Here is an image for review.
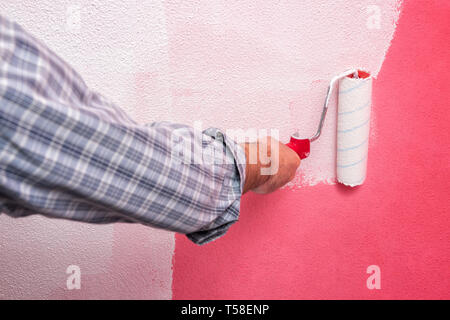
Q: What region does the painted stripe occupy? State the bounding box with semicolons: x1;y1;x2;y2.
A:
339;80;368;94
337;137;369;152
337;155;367;168
337;117;370;133
338;100;371;115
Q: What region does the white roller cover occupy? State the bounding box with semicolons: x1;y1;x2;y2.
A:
336;73;372;186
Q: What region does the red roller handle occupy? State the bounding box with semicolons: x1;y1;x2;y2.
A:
286;136;310;160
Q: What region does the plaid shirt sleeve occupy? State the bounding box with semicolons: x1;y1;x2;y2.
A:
0;15;246;245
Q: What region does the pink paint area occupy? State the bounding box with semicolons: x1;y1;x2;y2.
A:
165;0;402;186
173;0;450;299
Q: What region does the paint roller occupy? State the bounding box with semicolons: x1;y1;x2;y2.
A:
286;69;372;186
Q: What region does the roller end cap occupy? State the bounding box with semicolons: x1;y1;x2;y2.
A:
286;137;310;159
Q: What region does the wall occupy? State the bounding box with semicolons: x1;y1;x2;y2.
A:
1;0;449;299
173;0;450;299
0;0;175;299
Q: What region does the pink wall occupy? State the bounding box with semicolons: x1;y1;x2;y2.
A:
173;0;450;299
0;0;448;299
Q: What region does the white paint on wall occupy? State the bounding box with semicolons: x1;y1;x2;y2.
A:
164;0;403;187
0;215;113;299
0;0;174;299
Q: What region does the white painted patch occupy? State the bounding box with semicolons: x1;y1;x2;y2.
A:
0;0;174;299
0;215;113;299
164;0;403;187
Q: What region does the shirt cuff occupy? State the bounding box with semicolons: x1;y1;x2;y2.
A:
185;128;246;245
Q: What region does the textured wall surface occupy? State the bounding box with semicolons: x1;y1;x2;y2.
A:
1;0;449;299
0;0;174;299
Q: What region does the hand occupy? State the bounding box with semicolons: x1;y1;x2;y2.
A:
240;137;301;194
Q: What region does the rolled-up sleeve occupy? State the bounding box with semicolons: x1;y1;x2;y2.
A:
0;14;245;245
